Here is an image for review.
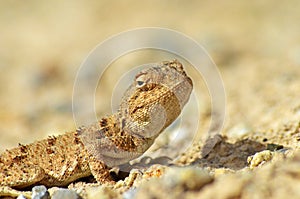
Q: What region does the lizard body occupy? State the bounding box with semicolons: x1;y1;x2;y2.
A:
0;60;193;190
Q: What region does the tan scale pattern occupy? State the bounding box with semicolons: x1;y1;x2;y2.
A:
0;60;193;192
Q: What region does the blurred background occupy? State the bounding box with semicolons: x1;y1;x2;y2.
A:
0;0;300;152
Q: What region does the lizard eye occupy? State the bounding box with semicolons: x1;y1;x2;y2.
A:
136;80;145;87
135;74;148;88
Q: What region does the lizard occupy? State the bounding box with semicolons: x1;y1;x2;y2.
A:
0;60;193;192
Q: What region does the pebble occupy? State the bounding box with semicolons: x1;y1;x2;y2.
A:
247;150;286;169
134;166;213;199
162;167;213;190
227;123;252;140
52;188;81;199
17;195;27;199
32;185;50;199
123;188;138;199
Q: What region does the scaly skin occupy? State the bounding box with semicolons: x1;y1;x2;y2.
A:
0;60;193;193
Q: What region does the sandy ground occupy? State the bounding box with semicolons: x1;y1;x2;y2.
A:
1;1;300;198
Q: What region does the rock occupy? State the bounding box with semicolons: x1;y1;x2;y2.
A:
123;188;138;199
247;150;286;169
227;123;252;140
17;195;27;199
134;167;213;199
32;185;50;199
51;188;81;199
162;167;213;191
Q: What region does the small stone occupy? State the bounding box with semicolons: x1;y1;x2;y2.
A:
214;168;235;177
17;195;27;199
85;185;119;199
247;150;273;169
32;185;50;199
123;188;137;199
247;150;286;169
266;143;284;151
135;167;213;199
52;188;81;199
163;167;213;190
227;123;252;140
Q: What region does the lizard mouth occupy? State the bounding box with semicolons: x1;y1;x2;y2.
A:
184;76;193;88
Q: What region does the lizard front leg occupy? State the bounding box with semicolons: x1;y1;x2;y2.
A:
87;155;115;185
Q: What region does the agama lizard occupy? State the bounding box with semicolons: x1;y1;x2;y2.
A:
0;60;193;190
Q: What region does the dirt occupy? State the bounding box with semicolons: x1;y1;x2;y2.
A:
0;1;300;198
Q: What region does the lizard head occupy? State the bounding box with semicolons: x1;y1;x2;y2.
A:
78;60;193;167
119;59;193;139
